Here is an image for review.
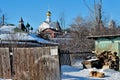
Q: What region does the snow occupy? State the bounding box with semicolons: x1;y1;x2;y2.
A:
71;59;84;69
0;33;57;44
39;21;51;32
29;34;58;44
0;25;17;33
61;62;120;80
0;60;120;80
0;25;58;45
87;59;98;61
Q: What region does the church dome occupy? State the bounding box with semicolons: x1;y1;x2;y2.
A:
38;10;52;32
46;11;51;16
38;10;61;32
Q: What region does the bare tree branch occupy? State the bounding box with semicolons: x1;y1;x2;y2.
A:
59;12;66;31
83;0;94;13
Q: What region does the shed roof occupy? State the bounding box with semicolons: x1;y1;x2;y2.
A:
87;34;120;40
0;33;58;45
0;25;58;46
0;25;17;33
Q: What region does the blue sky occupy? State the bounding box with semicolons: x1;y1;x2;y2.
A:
0;0;120;30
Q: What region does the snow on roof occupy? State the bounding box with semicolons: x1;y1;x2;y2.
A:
0;33;58;45
38;21;59;32
39;21;51;32
0;25;17;33
29;34;58;44
0;25;57;45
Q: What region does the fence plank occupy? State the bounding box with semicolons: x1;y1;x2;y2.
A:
0;48;3;78
12;47;60;80
0;48;11;79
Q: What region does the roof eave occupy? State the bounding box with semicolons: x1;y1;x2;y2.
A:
87;34;120;40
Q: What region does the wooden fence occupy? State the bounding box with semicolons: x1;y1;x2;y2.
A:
59;50;94;66
59;50;71;65
0;48;11;79
0;47;60;80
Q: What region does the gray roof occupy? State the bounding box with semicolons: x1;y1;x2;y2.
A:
87;34;120;39
0;25;58;45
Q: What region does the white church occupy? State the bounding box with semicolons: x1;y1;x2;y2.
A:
38;10;62;39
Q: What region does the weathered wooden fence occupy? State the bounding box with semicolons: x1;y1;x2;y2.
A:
0;47;60;80
0;48;11;79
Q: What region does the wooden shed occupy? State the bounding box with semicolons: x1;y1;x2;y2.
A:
88;34;120;57
0;34;60;80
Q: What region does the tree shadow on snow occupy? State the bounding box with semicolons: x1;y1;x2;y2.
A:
61;65;82;73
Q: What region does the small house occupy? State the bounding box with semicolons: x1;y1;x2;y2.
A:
40;28;62;39
88;34;120;57
0;24;60;80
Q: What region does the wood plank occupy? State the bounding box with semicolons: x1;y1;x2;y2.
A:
11;47;60;80
0;48;11;79
0;48;3;78
5;48;11;78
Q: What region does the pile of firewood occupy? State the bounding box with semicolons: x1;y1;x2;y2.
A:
97;51;119;71
82;51;119;71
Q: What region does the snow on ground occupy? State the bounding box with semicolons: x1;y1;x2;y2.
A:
61;60;120;80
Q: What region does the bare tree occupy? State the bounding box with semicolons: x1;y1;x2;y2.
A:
83;0;103;28
59;12;65;31
94;0;104;30
83;0;106;35
69;18;94;52
61;0;120;53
